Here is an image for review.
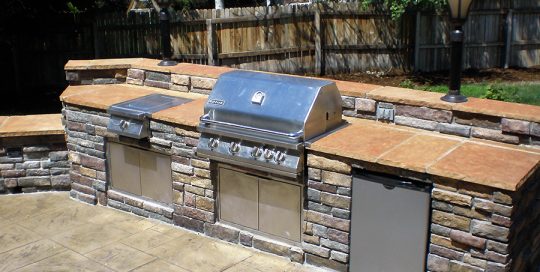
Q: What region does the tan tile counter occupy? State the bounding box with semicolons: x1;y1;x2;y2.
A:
151;99;207;128
309;119;540;191
60;84;205;111
0;114;64;137
0;116;8;127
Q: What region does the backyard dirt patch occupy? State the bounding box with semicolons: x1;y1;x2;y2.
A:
325;68;540;87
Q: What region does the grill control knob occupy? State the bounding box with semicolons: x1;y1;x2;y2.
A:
229;142;240;154
208;138;219;149
119;120;130;130
251;147;263;158
274;151;286;163
263;149;274;160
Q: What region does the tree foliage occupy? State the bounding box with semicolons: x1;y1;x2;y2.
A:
365;0;447;19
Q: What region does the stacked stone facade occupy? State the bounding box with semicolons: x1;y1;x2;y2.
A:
66;69;127;85
428;172;540;272
126;69;217;95
341;96;540;146
0;138;70;194
303;154;352;272
63;106;111;205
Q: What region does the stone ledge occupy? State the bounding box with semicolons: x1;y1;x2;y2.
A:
0;114;64;138
64;58;144;70
60;84;205;111
63;57;540;125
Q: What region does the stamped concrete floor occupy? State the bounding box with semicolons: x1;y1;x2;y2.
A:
0;192;322;272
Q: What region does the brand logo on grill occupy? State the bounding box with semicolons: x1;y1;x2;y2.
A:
251;91;265;105
208;99;225;106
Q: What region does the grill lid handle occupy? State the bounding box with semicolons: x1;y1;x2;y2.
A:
200;114;303;140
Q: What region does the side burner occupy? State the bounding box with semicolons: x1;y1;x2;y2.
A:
107;94;192;139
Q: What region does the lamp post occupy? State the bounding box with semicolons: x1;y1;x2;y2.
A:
128;0;177;66
441;0;473;103
157;1;177;66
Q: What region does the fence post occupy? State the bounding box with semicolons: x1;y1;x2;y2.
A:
207;19;216;66
314;8;323;76
503;9;513;69
413;11;421;71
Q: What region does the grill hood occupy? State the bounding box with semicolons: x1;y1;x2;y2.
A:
199;70;343;146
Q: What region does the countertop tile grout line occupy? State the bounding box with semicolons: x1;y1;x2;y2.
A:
374;133;419;162
424;140;467;173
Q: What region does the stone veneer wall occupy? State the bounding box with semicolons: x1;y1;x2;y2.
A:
62;104;307;264
341;97;540;146
65;66;540;148
303;153;352;272
0;137;70;194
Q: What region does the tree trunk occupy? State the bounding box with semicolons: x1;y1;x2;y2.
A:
215;0;224;9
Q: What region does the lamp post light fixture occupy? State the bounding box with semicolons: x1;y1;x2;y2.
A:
128;0;177;66
157;1;177;66
441;0;473;103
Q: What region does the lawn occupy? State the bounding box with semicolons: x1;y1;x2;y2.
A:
401;81;540;106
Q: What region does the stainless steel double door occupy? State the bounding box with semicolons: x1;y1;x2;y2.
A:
219;167;301;242
109;142;172;204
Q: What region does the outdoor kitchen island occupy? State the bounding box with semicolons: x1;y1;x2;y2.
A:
60;59;540;272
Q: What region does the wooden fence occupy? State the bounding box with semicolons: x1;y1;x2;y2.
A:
93;0;540;74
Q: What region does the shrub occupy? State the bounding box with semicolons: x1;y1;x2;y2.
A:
482;85;518;103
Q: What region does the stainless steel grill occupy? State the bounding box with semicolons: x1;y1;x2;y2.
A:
107;94;192;139
196;70;343;177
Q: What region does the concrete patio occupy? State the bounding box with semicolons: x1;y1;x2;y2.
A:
0;192;321;272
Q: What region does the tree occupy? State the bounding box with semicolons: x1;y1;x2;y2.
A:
358;0;446;19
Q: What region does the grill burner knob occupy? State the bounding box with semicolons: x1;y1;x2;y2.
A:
263;149;274;160
251;147;263;158
229;142;240;154
119;120;130;130
274;151;286;163
208;138;219;149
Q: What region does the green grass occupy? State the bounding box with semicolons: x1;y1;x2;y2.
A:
401;80;540;106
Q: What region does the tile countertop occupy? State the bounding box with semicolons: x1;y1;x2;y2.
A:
60;84;206;128
310;118;540;192
0;114;65;137
60;84;540;192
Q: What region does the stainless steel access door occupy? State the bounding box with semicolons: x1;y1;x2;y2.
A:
109;142;172;204
350;171;431;272
109;143;142;195
218;166;302;243
219;168;259;230
140;150;172;204
259;177;302;242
